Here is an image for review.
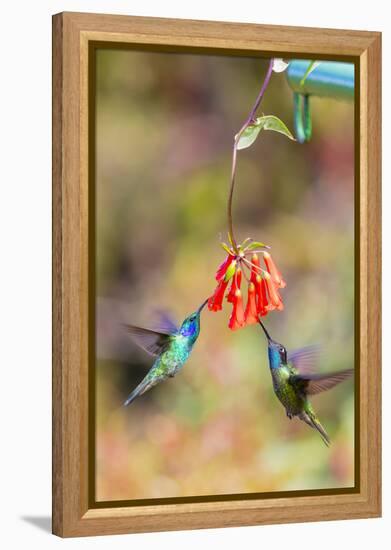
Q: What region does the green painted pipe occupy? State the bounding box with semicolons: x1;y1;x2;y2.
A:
287;60;354;100
286;60;355;142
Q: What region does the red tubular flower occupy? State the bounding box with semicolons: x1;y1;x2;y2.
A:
227;268;242;303
208;279;229;311
208;240;286;330
228;289;245;330
254;274;270;316
215;254;234;281
244;282;259;324
264;272;284;311
250;253;260;283
263;251;286;289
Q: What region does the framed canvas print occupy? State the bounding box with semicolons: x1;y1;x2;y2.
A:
52;12;381;537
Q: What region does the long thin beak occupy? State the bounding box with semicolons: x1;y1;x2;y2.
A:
197;298;209;313
259;320;272;341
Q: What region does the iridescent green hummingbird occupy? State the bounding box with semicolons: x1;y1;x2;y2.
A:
123;299;208;406
259;321;354;446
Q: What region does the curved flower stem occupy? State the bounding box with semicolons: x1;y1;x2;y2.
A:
244;249;268;255
241;265;251;283
247;58;275;124
242;256;267;276
227;144;239;251
227;58;275;252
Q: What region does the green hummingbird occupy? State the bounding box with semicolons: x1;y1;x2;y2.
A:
123;299;208;406
259;321;354;446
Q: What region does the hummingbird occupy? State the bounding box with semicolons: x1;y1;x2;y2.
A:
259;321;354;446
123;299;208;406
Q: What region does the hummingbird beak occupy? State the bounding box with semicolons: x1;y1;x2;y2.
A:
197;298;209;314
259;320;272;341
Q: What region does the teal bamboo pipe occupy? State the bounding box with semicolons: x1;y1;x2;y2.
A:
286;60;354;143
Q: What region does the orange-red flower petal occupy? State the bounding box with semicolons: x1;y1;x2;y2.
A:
215;254;234;281
244;282;259;325
228;289;245;330
227;268;242;303
264;273;284;311
249;253;260;283
208;279;229;312
254;274;270;317
263;251;286;289
209;244;286;330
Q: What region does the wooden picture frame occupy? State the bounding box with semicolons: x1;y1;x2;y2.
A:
52;11;381;537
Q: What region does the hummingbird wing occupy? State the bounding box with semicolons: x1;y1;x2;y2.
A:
293;368;354;395
287;345;321;375
153;310;179;333
124;325;174;356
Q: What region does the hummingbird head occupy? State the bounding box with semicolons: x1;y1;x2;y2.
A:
259;320;287;368
179;298;208;342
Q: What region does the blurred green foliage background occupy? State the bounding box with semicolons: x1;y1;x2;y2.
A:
95;50;355;502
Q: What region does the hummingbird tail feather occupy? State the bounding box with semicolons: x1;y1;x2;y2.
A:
310;415;330;447
123;379;150;407
300;412;330;447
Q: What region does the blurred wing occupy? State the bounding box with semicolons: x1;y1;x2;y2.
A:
295;368;354;395
153;310;179;334
288;345;321;375
124;325;173;356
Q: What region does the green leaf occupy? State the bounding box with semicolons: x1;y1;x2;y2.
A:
224;260;237;282
237;115;295;150
236;124;262;150
227;232;235;249
258;115;295;140
238;237;254;249
300;61;321;86
220;241;232;255
244;241;268;251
